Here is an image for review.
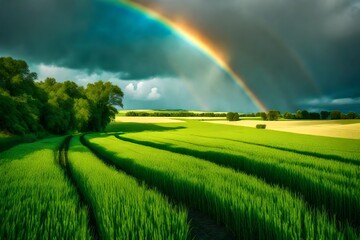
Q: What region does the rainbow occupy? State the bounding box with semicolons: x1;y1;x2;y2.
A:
109;0;267;112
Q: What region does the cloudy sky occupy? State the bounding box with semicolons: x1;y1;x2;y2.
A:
1;0;359;112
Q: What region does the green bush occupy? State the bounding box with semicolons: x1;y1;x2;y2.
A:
226;112;239;121
256;124;266;129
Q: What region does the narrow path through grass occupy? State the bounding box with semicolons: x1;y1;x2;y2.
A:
58;136;100;239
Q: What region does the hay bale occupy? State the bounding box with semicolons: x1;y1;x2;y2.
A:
256;124;267;129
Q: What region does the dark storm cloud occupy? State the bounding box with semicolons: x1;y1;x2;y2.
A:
134;0;360;111
1;0;359;111
0;0;92;64
0;0;204;78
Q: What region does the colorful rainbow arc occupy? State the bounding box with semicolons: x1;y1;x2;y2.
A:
115;0;268;112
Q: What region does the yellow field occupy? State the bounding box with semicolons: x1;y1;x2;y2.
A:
115;117;360;139
115;116;184;123
207;120;360;139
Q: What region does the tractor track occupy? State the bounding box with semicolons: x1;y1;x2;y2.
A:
58;136;101;240
80;134;236;240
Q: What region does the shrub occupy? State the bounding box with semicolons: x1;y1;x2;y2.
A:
330;111;341;120
267;110;280;121
260;112;267;120
256;124;266;129
226;112;239;121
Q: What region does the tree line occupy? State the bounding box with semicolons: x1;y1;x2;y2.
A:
243;110;359;121
0;57;124;135
126;111;227;117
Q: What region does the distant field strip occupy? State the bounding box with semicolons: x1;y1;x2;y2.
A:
67;135;189;239
116;116;184;123
208;120;360;139
169;121;360;165
118;130;360;228
0;137;91;239
84;134;358;239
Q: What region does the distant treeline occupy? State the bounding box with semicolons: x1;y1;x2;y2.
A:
126;109;359;121
125;111;227;117
242;110;359;121
0;57;124;135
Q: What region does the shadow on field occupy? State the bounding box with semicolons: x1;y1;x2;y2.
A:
81;134;236;240
0;135;39;153
115;135;360;229
105;122;186;134
193;135;360;166
115;135;252;172
0;136;65;164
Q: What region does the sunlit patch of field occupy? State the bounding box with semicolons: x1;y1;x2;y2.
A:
173;117;225;120
115;116;184;123
207;120;360;139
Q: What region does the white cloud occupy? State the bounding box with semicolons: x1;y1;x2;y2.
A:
147;87;161;100
331;97;360;105
124;82;146;99
124;81;161;101
33;63;125;85
303;97;360;106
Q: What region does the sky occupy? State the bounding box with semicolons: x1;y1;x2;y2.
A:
0;0;359;112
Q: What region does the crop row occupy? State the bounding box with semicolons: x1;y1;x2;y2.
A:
67;135;189;239
84;134;358;239
0;137;91;239
178;121;360;165
117;131;360;227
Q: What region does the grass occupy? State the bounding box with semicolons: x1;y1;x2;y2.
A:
0;137;91;239
117;131;360;227
2;120;359;239
84;133;358;239
0;134;37;153
107;121;360;227
109;120;360;163
67;135;189;239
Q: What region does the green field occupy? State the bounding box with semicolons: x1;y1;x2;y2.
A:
1;121;360;239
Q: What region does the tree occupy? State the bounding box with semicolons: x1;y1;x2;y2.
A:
330;110;341;120
295;110;310;119
226;112;239;121
0;57;38;96
260;112;267;120
320;111;330;120
38;78;76;134
267;110;280;121
347;112;357;119
283;112;294;119
309;112;320;120
73;98;91;131
0;57;43;135
86;81;124;131
1;56;125;135
295;110;302;119
227;112;234;121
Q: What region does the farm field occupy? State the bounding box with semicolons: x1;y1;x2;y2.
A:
1;121;360;239
115;116;360;139
0;137;91;239
115;116;185;123
206;119;360;139
0;134;38;152
2;1;359;239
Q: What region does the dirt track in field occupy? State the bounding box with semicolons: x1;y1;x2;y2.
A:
207;120;360;139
